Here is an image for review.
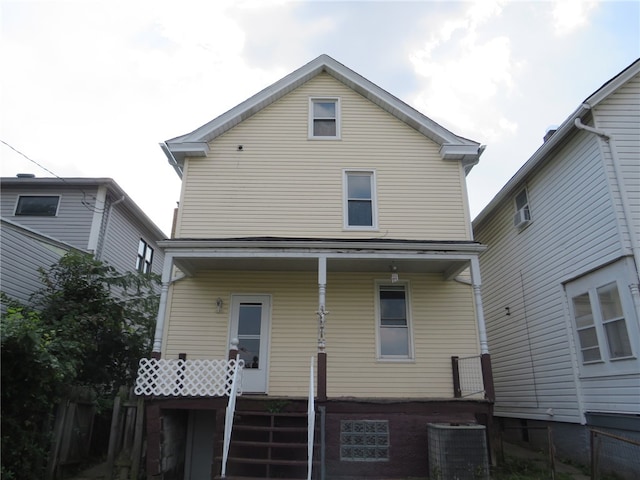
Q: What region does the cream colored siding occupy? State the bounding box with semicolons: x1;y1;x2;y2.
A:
163;270;479;398
177;73;469;240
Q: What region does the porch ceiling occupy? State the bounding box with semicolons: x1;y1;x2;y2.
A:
171;256;470;279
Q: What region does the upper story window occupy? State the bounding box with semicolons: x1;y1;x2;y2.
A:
376;283;412;360
15;195;60;216
566;260;638;377
513;188;531;228
136;239;154;274
344;170;377;230
309;98;340;139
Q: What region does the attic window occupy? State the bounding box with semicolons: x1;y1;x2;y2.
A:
15;195;60;216
309;98;340;139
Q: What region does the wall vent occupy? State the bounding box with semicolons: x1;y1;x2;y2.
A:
428;423;489;480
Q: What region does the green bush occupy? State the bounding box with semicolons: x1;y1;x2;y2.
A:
1;252;159;479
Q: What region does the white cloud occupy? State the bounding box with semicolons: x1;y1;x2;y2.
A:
552;0;598;36
408;0;519;143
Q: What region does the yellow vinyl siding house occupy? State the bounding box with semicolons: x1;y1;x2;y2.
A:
139;55;492;480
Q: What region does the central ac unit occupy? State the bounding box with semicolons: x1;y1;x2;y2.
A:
513;207;531;228
427;423;489;480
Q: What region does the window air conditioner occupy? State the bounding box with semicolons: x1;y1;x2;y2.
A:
513;207;531;228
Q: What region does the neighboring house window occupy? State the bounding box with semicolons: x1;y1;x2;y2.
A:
340;420;389;461
309;98;340;139
377;283;412;359
136;239;154;274
566;260;638;376
344;170;377;229
571;282;632;364
513;188;531;228
15;195;60;216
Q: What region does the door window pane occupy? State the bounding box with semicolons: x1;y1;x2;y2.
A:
238;304;261;335
238;303;262;368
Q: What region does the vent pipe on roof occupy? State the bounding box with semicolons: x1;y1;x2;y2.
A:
543;128;558;143
16;173;35;178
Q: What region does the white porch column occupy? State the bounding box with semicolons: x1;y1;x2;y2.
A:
317;255;328;352
470;256;489;354
152;254;174;356
317;256;328;401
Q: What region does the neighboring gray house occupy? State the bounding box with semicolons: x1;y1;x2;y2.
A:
1;176;167;306
473;59;640;477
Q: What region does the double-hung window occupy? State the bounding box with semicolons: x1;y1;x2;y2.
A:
377;283;412;359
344;170;377;229
15;195;60;216
513;188;531;228
566;260;638;376
136;239;154;274
309;98;340;139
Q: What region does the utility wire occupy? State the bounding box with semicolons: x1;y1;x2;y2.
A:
0;139;106;213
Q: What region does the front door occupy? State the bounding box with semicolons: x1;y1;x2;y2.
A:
229;295;271;393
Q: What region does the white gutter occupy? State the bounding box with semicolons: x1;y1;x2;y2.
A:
574;115;640;283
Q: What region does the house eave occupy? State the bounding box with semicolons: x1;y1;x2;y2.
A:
161;54;483;178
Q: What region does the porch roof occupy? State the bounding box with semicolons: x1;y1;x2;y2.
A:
159;237;486;280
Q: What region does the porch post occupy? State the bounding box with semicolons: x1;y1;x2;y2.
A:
470;257;495;402
151;255;174;359
317;256;328;401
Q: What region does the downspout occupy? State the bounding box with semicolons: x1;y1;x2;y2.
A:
470;256;495;402
151;255;185;357
574;115;640;285
470;257;489;354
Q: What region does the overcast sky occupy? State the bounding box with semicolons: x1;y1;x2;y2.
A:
1;0;638;235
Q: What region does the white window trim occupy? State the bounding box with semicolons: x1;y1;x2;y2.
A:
136;238;154;274
308;97;341;140
513;187;531;229
14;194;61;217
374;280;414;362
343;169;378;230
565;260;640;378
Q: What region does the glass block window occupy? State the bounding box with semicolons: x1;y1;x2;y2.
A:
340;420;389;462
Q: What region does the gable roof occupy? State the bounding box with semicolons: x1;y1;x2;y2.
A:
473;58;640;229
161;54;484;178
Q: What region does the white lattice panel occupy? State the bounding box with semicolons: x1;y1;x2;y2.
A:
134;358;244;397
